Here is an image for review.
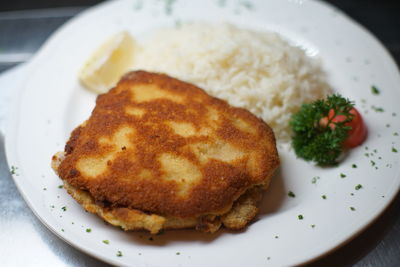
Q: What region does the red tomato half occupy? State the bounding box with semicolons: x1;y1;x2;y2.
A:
322;108;367;148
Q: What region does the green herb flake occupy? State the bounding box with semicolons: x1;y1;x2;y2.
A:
102;240;110;245
288;191;296;198
274;235;279;239
311;224;316;228
240;0;254;10
164;0;177;15
350;193;354;196
58;185;63;189
311;176;320;184
86;228;92;233
176;252;181;255
43;187;47;191
340;173;346;178
322;195;327;199
364;153;370;157
355;184;363;190
371;85;380;95
352;164;357;168
392;112;397;117
371;106;384;112
392;147;398;153
298;214;304;220
61;206;67;212
10;166;18;175
394;132;399;136
350;207;356;211
371;160;376;166
116;251;123;257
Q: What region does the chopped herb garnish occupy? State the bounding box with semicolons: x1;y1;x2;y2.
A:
350;193;354;196
43;187;47;191
298;215;304;220
58;185;63;189
102;240;110;245
240;1;253;10
86;228;92;233
311;224;316;228
365;153;370;157
352;164;357;168
61;206;67;212
322;195;327;199
116;251;123;257
176;252;181;255
393;112;397;117
340;173;346;178
350;207;356;211
371;106;384;112
392;147;398;153
394;132;399;136
371;85;380;95
288;191;296;198
355;184;363;190
371;160;376;166
164;0;176;15
267;257;271;260
61;229;65;232
274;235;279;239
311;176;320;184
10;166;18;175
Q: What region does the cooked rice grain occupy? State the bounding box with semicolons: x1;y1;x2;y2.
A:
132;23;331;141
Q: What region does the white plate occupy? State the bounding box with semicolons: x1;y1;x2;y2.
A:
4;0;400;266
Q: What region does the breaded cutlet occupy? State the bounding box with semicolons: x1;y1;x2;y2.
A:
52;71;279;234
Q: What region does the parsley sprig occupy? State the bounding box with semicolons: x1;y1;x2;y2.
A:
290;94;354;165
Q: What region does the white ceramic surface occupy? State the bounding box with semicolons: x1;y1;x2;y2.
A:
4;0;400;266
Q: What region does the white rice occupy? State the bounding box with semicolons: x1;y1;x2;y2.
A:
131;23;331;142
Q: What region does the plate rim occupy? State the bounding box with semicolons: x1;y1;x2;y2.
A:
4;0;400;266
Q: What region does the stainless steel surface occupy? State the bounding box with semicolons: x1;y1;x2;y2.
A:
0;4;399;267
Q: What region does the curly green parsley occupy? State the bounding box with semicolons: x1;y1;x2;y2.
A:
290;94;354;165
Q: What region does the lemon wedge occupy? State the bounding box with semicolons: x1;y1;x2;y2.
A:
79;31;135;94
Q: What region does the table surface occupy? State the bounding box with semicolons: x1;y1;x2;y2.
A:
0;1;399;266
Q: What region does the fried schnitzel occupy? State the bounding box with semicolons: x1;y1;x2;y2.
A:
52;71;279;233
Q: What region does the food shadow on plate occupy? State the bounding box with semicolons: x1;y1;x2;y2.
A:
257;166;287;216
123;227;229;246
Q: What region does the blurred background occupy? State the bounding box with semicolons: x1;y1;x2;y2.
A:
0;0;399;266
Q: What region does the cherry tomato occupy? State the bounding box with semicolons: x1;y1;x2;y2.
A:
321;107;367;148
